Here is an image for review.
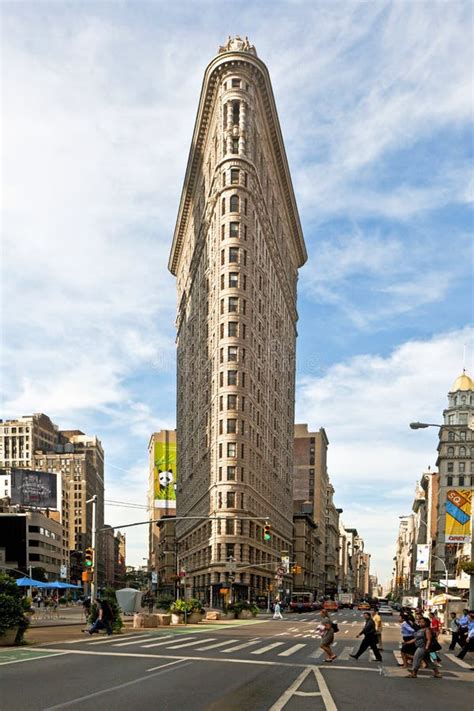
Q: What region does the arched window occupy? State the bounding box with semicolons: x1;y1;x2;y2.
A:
230;195;239;212
448;431;455;441
448;447;454;457
221;197;225;215
459;446;466;456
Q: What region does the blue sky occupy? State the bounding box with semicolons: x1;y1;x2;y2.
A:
2;1;472;586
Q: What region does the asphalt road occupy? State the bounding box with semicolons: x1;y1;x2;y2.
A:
1;610;472;711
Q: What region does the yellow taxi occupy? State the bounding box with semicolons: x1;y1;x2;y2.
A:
323;600;338;612
357;601;371;610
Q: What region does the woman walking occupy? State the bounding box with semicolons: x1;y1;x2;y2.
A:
406;617;442;678
398;613;417;668
319;619;337;662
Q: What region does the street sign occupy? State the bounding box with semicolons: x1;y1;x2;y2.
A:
60;565;67;579
151;571;158;584
281;556;290;574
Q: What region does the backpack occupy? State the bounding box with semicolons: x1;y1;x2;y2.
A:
332;622;339;633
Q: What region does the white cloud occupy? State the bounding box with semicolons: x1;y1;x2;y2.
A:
296;327;474;580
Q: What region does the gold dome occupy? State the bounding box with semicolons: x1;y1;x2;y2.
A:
450;371;474;392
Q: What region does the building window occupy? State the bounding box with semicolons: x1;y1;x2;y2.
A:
459;462;465;473
229;247;239;263
229;272;239;288
447;447;454;456
232;101;240;124
459;446;466;456
228;346;238;361
228;370;237;386
447;462;454;472
232;78;241;88
227;466;236;481
221;197;225;215
230;222;239;238
230;195;239;212
458;476;465;486
226;518;235;535
232;137;239;154
447;475;453;486
227;394;237;410
227;419;237;434
228;322;238;337
227;442;236;457
448;431;455;441
231;169;239;184
227;492;235;508
228;297;238;312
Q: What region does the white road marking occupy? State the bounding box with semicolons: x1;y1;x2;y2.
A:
338;647;354;660
0;652;68;667
344;630;349;634
113;636;159;648
309;649;323;659
219;639;261;653
278;644;306;657
268;666;338;711
146;659;187;672
89;634;152;646
393;650;403;665
165;638;216;650
195;639;238;651
446;653;473;669
251;642;285;655
141;637;194;649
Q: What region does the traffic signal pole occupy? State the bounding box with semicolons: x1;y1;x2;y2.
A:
86;495;98;601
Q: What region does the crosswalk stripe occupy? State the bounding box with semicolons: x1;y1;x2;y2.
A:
393;650;403;665
219;640;261;653
278;644;306;657
166;637;216;650
309;649;323;659
251;642;285;655
141;637;187;649
339;646;354;660
111;636;156;647
445;653;473;669
87;634;150;646
195;639;239;651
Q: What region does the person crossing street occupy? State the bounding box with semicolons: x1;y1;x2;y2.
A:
372;608;383;650
350;612;382;662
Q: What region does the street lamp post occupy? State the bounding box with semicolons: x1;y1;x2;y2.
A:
410;421;474;608
86;495;98;601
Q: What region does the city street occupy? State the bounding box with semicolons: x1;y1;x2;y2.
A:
1;611;472;711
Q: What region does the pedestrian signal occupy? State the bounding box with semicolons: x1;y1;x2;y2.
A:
84;547;94;569
264;521;271;541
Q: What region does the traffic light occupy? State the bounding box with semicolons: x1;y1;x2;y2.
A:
84;547;94;570
264;521;271;541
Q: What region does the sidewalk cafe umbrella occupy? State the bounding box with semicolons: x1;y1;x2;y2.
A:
46;581;82;589
15;577;50;588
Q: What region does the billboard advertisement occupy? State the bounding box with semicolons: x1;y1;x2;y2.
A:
153;440;177;509
445;488;471;543
10;469;59;509
416;544;430;571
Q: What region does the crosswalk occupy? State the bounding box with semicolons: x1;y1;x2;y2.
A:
59;632;473;669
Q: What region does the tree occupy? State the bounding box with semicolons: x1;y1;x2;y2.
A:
0;573;30;644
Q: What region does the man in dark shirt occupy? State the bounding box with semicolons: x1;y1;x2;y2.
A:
350;612;382;662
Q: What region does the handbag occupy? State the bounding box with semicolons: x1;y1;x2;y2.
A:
430;637;442;652
332;622;339;633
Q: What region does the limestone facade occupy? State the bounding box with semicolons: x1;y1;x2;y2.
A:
169;38;307;602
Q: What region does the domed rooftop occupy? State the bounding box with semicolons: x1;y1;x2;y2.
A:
450;370;474;392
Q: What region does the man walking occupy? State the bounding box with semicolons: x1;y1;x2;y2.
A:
372;608;383;650
448;611;461;650
457;610;474;660
350;612;382;662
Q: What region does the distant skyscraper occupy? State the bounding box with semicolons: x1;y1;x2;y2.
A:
169;37;307;603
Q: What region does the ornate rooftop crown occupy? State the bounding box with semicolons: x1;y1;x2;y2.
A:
218;35;257;56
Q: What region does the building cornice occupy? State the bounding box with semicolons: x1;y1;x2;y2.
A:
168;50;307;276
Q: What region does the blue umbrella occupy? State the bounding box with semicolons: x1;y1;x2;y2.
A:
46;581;82;589
15;576;50;588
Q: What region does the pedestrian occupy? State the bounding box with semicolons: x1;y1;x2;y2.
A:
350;612;382;662
448;611;461;651
398;613;416;668
82;596;91;622
406;616;442;678
429;611;442;662
458;608;470;646
372;608;383;651
35;593;42;609
87;599;114;636
273;601;283;620
456;610;474;660
320;619;337;662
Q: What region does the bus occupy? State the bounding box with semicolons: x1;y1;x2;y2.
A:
289;592;317;613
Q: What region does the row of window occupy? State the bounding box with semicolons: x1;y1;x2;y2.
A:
446;446;473;456
446;474;473;486
446;461;473;473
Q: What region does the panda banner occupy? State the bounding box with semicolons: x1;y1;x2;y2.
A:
154;437;177;509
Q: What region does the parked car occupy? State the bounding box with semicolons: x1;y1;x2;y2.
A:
357;601;371;610
378;605;393;616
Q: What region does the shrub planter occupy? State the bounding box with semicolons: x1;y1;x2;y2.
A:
237;610;253;620
187;612;203;624
171;613;185;625
0;627;19;646
154;613;171;626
